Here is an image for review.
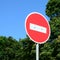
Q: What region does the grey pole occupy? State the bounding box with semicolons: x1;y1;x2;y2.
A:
36;43;39;60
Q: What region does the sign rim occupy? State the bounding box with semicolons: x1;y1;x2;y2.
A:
25;12;51;44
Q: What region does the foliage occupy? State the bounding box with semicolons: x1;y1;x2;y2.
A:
0;36;21;60
46;0;60;19
0;35;60;60
46;0;60;40
49;17;60;40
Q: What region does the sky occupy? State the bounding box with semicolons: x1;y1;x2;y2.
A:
0;0;49;40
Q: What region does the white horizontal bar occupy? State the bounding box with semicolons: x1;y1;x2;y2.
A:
30;23;47;33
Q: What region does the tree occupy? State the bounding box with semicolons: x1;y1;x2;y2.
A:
49;17;60;40
0;36;21;60
46;0;60;40
40;42;55;60
46;0;60;19
19;36;35;60
52;35;60;60
45;0;60;60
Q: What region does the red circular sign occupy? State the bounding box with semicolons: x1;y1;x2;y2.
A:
25;12;50;44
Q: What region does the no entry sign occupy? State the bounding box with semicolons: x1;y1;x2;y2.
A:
25;12;50;44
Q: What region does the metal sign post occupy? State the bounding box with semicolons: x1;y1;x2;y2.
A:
36;43;39;60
